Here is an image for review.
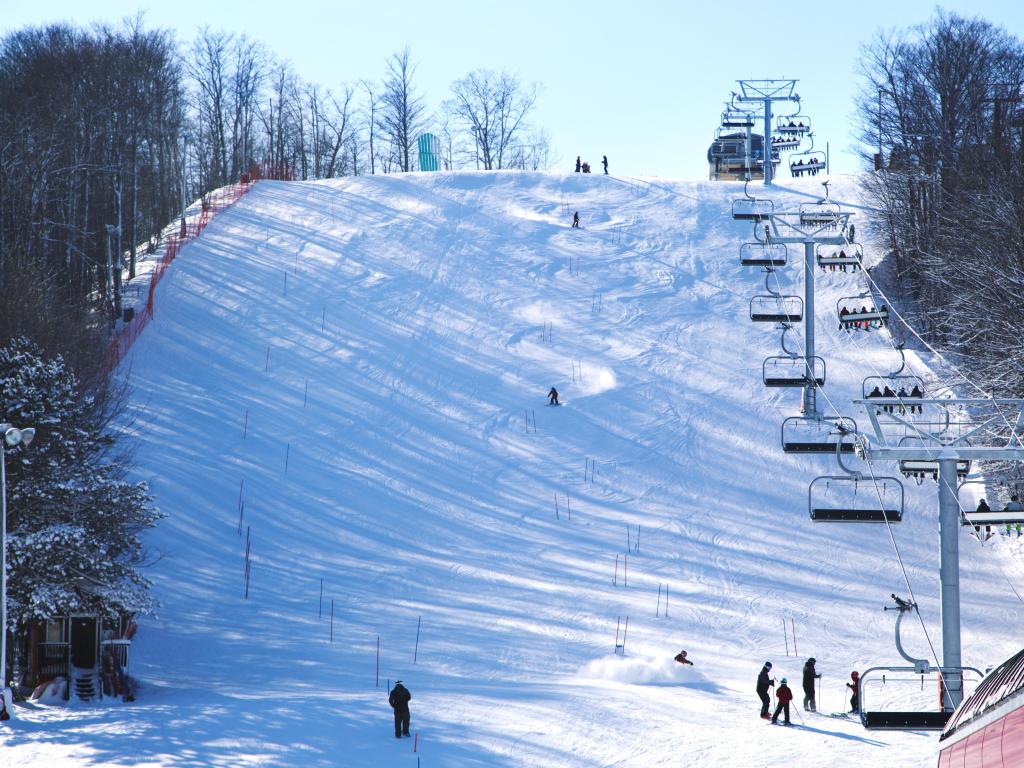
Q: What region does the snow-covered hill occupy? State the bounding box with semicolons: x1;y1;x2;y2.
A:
4;171;1023;768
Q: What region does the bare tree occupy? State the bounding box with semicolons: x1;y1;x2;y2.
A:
446;69;540;170
377;47;426;172
855;10;1024;401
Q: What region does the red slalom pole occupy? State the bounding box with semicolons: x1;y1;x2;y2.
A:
413;733;419;752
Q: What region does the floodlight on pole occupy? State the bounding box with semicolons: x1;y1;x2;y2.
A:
1;422;36;721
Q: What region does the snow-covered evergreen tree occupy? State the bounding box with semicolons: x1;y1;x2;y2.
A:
0;338;162;641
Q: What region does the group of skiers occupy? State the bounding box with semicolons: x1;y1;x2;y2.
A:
866;383;924;415
838;304;889;331
757;660;860;725
575;155;609;174
791;158;824;177
818;250;861;273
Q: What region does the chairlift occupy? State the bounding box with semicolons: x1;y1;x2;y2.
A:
740;241;787;267
750;295;802;323
732;180;774;222
858;595;982;730
781;415;858;454
816;243;863;272
958;478;1024;533
798;200;841;228
808;475;903;522
763;355;825;387
863;373;926;416
776;115;811;136
838;296;888;331
790;151;826;178
721;109;755;129
770;134;801;152
898;459;971;485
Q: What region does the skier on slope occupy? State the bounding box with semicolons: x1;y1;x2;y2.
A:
756;661;775;719
548;387;559;406
772;677;794;725
602;155;608;175
572;211;580;228
846;671;860;714
674;649;694;666
802;658;821;712
389;680;412;738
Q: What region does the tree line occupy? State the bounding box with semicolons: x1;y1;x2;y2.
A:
855;10;1024;485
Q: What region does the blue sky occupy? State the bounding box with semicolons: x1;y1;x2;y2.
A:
4;0;1024;179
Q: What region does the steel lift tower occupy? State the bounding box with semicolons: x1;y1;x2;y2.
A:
734;79;801;186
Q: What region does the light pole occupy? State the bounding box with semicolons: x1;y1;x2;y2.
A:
1;423;35;721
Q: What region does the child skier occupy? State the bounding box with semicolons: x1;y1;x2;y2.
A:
846;671;860;714
772;677;794;725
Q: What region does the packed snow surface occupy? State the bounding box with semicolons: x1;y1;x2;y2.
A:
4;170;1023;767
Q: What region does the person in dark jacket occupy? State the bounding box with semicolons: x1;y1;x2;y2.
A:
572;211;580;228
575;155;581;173
602;155;609;174
756;661;775;719
674;649;694;666
548;387;559;406
389;680;412;738
772;677;794;724
802;658;821;711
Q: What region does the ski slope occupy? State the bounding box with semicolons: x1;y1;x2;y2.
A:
4;170;1023;768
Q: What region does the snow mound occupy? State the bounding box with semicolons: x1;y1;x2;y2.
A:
577;653;710;687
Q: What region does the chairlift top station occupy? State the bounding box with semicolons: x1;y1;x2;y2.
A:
724;101;1024;726
708;79;827;183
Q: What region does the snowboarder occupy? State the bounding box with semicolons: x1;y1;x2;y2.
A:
756;661;775;719
846;671;860;714
802;658;821;711
772;677;794;724
389;680;412;738
674;649;694;666
572;211;580;228
602;155;608;174
548;387;559;406
575;155;581;173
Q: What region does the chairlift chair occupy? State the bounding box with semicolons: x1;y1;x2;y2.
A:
858;595;982;730
790;150;826;178
781;415;858;454
763;355;825;387
721;110;755;129
838;296;889;331
863;374;926;416
770;134;801;152
816;243;864;271
740;242;787;267
808;475;904;522
732;179;774;222
859;666;973;730
750;294;803;323
776;115;811;135
958;477;1024;532
798;200;841;228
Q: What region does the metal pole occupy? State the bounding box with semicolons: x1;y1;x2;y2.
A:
764;96;773;185
803;241;817;416
878;88;883;165
938;452;963;709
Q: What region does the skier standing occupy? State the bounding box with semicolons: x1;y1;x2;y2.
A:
772;677;794;725
602;155;608;174
389;680;412;738
575;155;582;173
802;658;821;711
846;671;860;713
572;211;580;228
756;661;775;719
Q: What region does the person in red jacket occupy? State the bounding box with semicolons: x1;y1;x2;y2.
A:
674;649;694;666
846;671;860;714
772;677;794;724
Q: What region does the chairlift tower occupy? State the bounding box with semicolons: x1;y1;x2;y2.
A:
735;79;801;185
854;397;1024;709
760;186;852;416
